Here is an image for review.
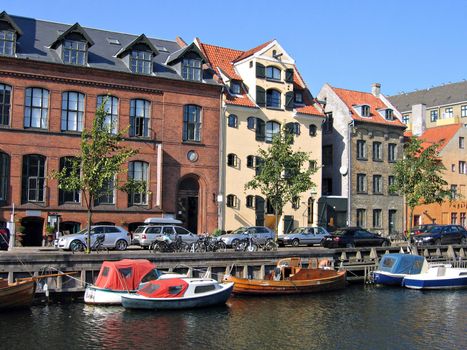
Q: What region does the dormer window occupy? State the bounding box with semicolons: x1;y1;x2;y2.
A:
230;81;241;95
266;66;281;80
182;58;202;81
361;105;370;117
130;50;152;74
0;30;15;56
294;91;303;104
63;40;87;65
385;109;394;121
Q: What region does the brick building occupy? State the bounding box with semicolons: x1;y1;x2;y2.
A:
0;12;222;245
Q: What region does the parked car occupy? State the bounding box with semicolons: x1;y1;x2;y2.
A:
57;225;130;251
412;225;467;246
277;227;330;247
322;227;391;248
410;224;437;236
131;225;199;248
219;226;275;247
0;228;10;250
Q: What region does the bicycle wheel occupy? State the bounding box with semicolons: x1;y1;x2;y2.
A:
265;240;278;251
152;241;166;253
195;241;207;253
216;241;227;252
245;243;258;252
71;241;85;253
177;242;189;253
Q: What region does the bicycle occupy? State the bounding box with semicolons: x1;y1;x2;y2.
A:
150;235;188;253
233;235;258;252
195;236;227;252
71;234;107;253
259;239;279;251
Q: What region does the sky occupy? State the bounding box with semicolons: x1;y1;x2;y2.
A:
3;0;467;97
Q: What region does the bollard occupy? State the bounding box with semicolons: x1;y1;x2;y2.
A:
447;245;456;259
187;267;193;277
369;248;378;260
435;248;442;257
423;249;429;257
399;247;404;254
260;265;265;279
458;248;465;258
242;265;248;279
340;251;347;261
355;250;362;261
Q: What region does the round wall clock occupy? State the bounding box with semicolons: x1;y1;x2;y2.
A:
187;150;198;162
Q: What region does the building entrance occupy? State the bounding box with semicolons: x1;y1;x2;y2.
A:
177;176;199;234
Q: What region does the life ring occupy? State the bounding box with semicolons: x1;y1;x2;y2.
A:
318;259;331;269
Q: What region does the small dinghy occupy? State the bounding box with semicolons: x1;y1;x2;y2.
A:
372;254;428;286
402;264;467;290
0;278;36;310
121;278;234;310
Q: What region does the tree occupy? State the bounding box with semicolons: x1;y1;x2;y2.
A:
51;99;143;253
390;136;450;232
245;126;317;238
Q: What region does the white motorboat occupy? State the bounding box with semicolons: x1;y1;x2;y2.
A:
402;264;467;290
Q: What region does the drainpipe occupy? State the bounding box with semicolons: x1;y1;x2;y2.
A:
347;120;354;226
218;87;226;231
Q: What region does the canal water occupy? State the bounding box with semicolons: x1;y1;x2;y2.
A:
1;286;465;350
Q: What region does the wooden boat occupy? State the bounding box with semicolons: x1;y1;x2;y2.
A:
121;277;234;310
0;278;36;310
402;264;467;290
372;253;428;286
224;257;346;295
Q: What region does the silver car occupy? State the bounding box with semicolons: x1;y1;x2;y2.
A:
277;227;330;247
219;226;275;247
57;225;130;251
132;225;199;248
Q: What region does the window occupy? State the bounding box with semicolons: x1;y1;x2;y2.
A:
130;99;150;137
128;161;148;206
459;137;465;149
246;155;255;169
385;109;394;121
373;142;382;161
451;213;458;225
285;122;300;140
373;209;382;228
255;118;266;141
356;140;367;160
0;30;15;56
227;114;238;128
323;145;333;167
357;174;367;193
462;105;467;118
430;110;438;122
63;40;87;65
0;152;9;203
373;175;383;194
361;105;370;117
292;196;300;209
183;105;201;142
459;161;466;175
227;153;238;167
230;82;241;95
255;157;264;175
356;209;366;227
266;66;281;80
0;84;11;126
22;154;46;203
246;195;255;208
247;117;256;130
25;88;49;129
451;184;458;200
309;160;317;171
97;95;118;134
323;112;333;133
460;213;466;227
266;89;281;108
226;194;237;208
61;91;84;132
59;157;80;204
295;91;303;104
309;124;317;137
265;121;280;143
388;143;397;162
130;50;152;74
182;58;202;81
402;114;410;124
322;178;332;195
95;177;115;205
388;176;396;195
444;107;453;118
266;198;275;214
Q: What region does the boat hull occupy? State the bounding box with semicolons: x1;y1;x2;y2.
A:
0;279;36;310
225;270;346;295
373;272;405;286
84;286;134;305
121;283;234;310
403;276;467;290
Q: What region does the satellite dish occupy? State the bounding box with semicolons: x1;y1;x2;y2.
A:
339;166;348;176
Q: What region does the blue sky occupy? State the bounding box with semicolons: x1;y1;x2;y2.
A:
3;0;467;96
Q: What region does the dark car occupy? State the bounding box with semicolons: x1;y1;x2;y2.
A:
410;224;437;236
322;227;391;248
0;228;10;250
412;225;467;246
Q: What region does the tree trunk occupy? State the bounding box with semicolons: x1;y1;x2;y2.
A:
86;208;92;254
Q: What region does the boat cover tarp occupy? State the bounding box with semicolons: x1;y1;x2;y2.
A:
378;254;425;274
136;278;188;298
94;259;156;291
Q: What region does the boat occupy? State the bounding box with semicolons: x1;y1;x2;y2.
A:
0;278;36;310
372;253;428;286
84;259;181;305
402;264;467;290
121;277;234;310
223;257;346;295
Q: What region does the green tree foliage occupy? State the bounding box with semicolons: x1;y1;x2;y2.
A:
245;126;317;237
51;98;143;252
390;136;450;230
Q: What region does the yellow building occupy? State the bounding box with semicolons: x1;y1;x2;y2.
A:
197;39;324;233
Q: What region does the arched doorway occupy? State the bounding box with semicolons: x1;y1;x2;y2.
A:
21;217;44;246
177;176;199;234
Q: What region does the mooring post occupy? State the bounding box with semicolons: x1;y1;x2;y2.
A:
447;245;456;259
80;270;86;288
242;265;248;279
260;265;265;279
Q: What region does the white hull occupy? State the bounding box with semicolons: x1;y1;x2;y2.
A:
84;286;133;305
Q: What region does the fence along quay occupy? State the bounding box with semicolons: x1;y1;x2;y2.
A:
0;245;465;298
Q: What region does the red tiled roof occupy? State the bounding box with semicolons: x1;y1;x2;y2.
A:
418;124;462;152
224;91;257;107
332;87;406;127
200;43;243;80
296;104;324;117
232;40;274;63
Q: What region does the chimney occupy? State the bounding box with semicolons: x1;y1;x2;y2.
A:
372;83;381;97
411;104;427;136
